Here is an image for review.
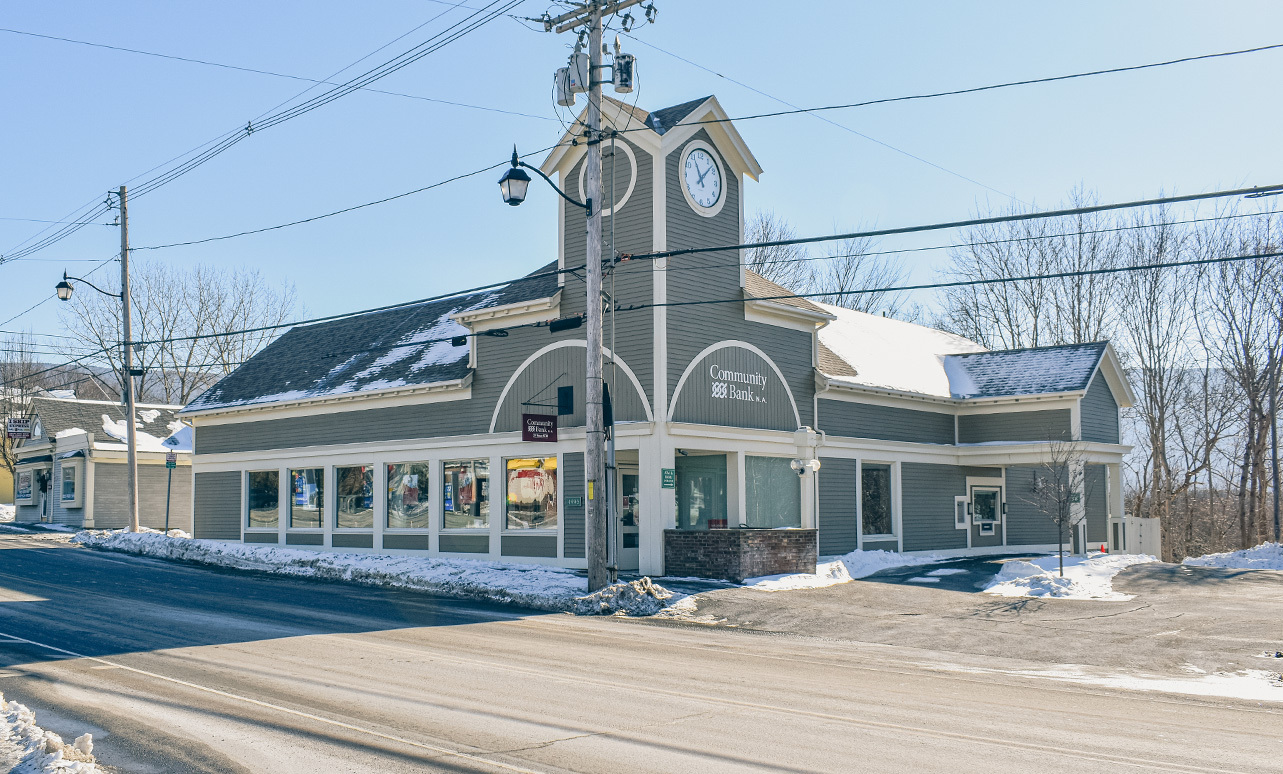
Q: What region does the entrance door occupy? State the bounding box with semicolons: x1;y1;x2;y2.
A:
618;470;640;571
970;486;1003;548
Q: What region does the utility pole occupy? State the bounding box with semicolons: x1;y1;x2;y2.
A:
539;0;649;591
119;186;140;533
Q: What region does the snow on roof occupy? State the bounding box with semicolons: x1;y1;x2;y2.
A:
816;303;986;397
184;262;560;413
942;342;1107;399
162;423;193;452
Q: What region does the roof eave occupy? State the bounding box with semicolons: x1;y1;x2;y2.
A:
179;373;473;419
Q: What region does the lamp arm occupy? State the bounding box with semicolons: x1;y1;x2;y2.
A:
517;159;591;212
65;273;123;299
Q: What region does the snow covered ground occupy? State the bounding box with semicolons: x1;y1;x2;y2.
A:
71;529;674;616
983;553;1157;600
743;549;962;591
0;504;14;522
1183;542;1283;571
0;694;99;773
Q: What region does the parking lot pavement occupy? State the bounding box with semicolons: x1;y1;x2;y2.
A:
857;554;1037;593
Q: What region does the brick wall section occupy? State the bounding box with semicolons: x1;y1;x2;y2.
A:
663;529;817;583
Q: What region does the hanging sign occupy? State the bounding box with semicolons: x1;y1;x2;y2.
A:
6;417;32;440
521;413;558;442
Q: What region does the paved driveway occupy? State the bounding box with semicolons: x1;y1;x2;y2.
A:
855;554;1037;593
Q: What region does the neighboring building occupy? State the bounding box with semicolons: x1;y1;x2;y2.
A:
13;396;193;530
182;95;1133;578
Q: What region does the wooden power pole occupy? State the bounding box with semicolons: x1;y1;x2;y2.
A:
119;186;140;533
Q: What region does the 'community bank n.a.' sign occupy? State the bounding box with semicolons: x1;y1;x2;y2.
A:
671;343;799;431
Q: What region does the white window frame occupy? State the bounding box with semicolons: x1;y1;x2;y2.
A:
287;466;325;532
14;469;35;506
969;485;1004;525
954;495;969;530
437;458;491;533
333;463;376;532
59;460;83;508
857;459;899;543
743;453;802;529
244;469;282;531
502;454;560;534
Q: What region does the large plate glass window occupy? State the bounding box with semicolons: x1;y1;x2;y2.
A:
289;468;323;528
861;463;893;536
972;488;1001;523
335;465;373;529
442;459;488;529
675;453;728;530
247;470;279;528
505;457;557;530
745;456;801;528
387;462;432;529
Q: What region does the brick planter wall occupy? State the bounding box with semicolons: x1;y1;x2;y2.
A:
663;528;818;583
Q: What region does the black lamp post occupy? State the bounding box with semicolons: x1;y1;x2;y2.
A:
499;147;590;213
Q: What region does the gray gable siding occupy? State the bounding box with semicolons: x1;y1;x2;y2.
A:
817;457;858;555
193;470;241;539
818;399;954;444
1004;467;1060;546
562;452;585;558
664;130;814;429
492;346;649;433
900;463;968;552
672;344;799;431
562;137;654;404
1080;372;1119;444
93;462;193;531
957;409;1071;443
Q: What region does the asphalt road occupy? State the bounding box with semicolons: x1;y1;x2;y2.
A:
0;534;1279;773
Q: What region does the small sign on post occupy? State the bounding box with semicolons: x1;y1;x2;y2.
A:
165;451;177;469
661;468;676;489
521;413;558;442
6;417;32;440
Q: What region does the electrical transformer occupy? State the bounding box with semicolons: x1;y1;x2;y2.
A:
554;66;575;107
567;51;590;94
612;53;635;93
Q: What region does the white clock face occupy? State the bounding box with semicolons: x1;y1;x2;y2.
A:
683;148;722;210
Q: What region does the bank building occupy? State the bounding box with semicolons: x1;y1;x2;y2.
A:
182;95;1133;581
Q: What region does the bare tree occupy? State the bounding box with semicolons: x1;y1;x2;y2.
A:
743;210;812;291
59;260;297;405
0;335;59;487
1022;441;1093;576
810;236;918;319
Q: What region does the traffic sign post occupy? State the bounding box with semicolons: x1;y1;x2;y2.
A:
164;451;177;532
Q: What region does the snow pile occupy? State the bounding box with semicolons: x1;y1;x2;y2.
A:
0;693;100;773
99;415;172;453
745;549;962;591
0;504;13;522
72;530;675;616
984;553;1157;600
1183;543;1283;571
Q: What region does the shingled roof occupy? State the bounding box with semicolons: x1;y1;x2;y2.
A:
22;397;183;445
184;263;561;413
646;96;712;135
942;342;1108;399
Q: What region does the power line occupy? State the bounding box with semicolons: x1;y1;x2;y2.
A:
0;254;117;327
612;42;1283;138
623;184;1283;261
612;251;1283;313
0;26;555;123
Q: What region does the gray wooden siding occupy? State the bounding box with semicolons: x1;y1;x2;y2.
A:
862;539;898;552
1004;467;1060;546
1085;464;1108;544
817;457;858;555
671;344;799;431
244;532;278;544
16;504;41;522
439;533;487;553
562;137;654;403
501;534;557;558
50;459;81;526
193;471;241;540
384;534;431;550
958;409;1071;443
818;399;954;444
562;452;585;558
901;463;968;552
333;533;373;548
492;346;649;432
93;462;193;531
1080;372;1119;444
664;130;815;429
286;533;323;546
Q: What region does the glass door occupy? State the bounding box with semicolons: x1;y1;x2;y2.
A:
618;470;640;571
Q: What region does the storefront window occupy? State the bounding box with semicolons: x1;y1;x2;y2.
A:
442;459;488;529
506;457;557;530
676;453;727;530
289;468;323;528
247;470;279;528
745;456;800;528
387;462;432;529
61;465;76;503
335;465;373;529
861;463;893;536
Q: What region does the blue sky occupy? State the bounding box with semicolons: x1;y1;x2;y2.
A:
2;1;1281;341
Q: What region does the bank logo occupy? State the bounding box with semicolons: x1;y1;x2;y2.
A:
709;364;768;404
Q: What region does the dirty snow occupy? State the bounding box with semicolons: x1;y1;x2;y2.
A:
994;664;1283;704
1183;542;1283;571
984;553;1157;600
817;302;986;397
0;693;100;773
71;529;674;616
906;576;941;583
0;505;13;522
744;549;962;591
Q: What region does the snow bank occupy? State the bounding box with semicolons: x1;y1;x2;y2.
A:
1183;543;1283;571
0;504;14;522
0;693;100;773
744;549;962;591
984;553;1157;600
71;530;674;616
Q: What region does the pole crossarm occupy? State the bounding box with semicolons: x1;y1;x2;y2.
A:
550;0;647;33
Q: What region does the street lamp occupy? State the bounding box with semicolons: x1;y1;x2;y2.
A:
498;147;589;213
54;185;141;534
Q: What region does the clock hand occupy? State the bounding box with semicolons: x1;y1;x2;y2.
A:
695;161;712;185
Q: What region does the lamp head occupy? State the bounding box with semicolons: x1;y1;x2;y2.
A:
55;272;73;301
498;148;531;206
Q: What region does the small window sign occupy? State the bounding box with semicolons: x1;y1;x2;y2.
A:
565;496;583;507
661;468;675;489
